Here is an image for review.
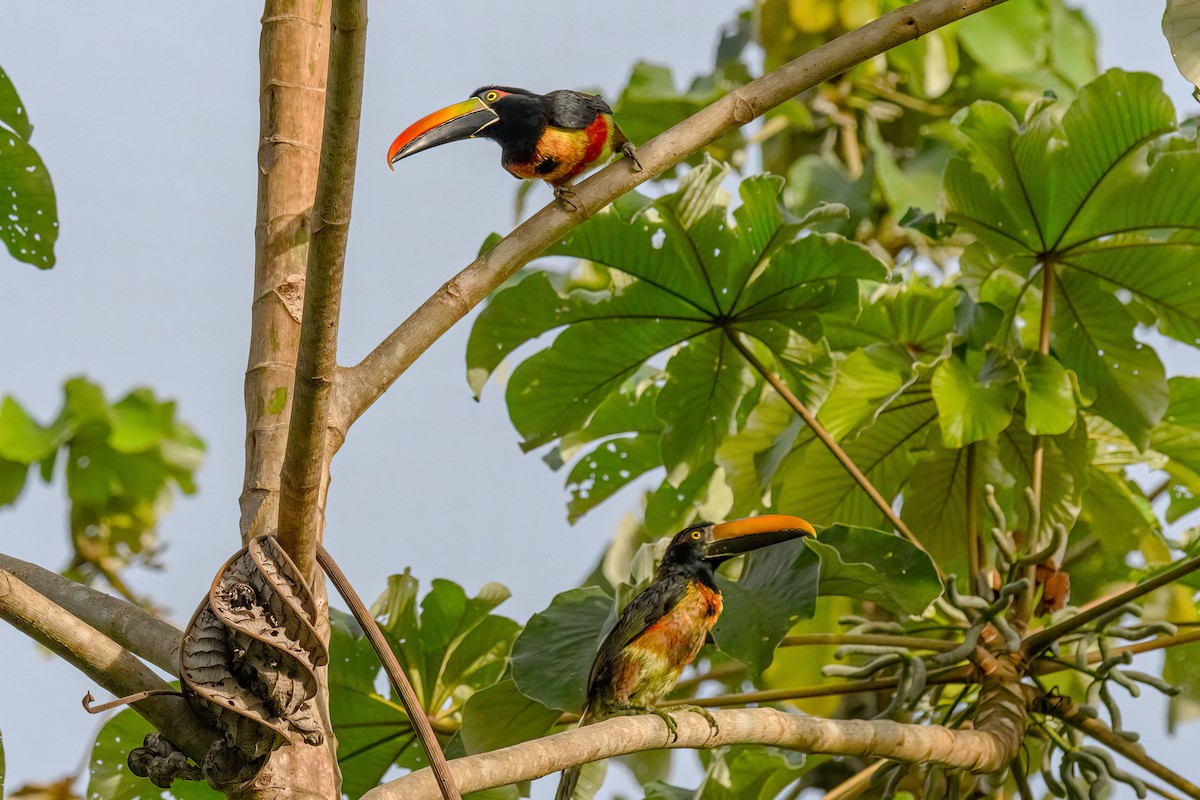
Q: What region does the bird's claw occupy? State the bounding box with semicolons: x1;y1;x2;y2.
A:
553;185;581;212
621;142;643;172
671;704;720;737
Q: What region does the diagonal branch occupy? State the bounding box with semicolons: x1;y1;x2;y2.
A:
277;0;367;576
727;330;934;564
361;705;1022;800
0;552;182;673
329;0;1013;437
1022;554;1200;656
0;566;220;763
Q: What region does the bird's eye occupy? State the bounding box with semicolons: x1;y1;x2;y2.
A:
691;530;702;540
484;91;499;102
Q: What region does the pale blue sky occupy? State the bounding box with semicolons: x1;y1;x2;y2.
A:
0;2;1193;797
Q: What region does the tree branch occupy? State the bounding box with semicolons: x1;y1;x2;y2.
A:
1022;554;1200;656
240;0;331;542
0;552;182;674
276;0;366;576
329;0;1012;436
1036;694;1200;799
0;567;220;763
361;706;1021;800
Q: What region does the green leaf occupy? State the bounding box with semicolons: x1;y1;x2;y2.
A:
996;414;1089;542
0;458;27;505
953;0;1096;96
476;170;883;523
0;397;59;462
460;679;560;755
1053;269;1167;449
566;433;661;523
1020;352;1077;435
716;393;800;518
931;351;1019;448
331;576;517;796
0;71;57;269
712;538;819;675
777;384;937;530
658;332;753;472
88;707;222;800
505;315;704;453
903;441;1004;575
0;66;33;140
695;746;806;800
806;526;942;615
510;587;616;712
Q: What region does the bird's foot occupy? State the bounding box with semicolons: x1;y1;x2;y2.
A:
621;142;643;172
607;705;681;743
553;184;581;212
669;704;720;737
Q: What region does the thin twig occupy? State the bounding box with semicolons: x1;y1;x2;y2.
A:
317;545;462;800
967;442;982;592
727;331;933;562
1020;259;1056;621
822;760;886;800
1022;555;1200;656
277;0;366;576
330;0;1015;438
781;633;960;651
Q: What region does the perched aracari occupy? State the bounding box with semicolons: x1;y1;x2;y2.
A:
554;514;816;800
387;86;641;206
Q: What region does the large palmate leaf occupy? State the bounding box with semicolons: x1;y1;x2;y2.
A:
946;69;1197;448
0;65;57;268
469;161;886;528
329;577;518;798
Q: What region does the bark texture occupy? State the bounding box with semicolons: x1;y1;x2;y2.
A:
362;706;1025;800
241;0;330;543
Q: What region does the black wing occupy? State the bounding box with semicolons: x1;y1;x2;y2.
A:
585;575;689;700
545;90;613;130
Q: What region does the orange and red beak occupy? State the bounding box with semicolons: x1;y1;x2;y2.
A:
387;97;500;170
702;514;816;559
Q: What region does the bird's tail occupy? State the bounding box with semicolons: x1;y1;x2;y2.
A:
554;706;595;800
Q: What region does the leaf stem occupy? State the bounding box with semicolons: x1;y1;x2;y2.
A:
317;545;462;800
966;442;982;592
726;331;936;569
1020;258;1056;622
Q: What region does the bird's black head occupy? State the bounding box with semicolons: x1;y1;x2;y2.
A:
387;86;548;169
657;515;817;581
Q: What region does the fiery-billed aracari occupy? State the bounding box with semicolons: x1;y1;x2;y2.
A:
387;86;640;206
555;515;816;800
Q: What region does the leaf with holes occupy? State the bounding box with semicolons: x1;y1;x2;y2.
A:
0;66;57;269
470;161;885;525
